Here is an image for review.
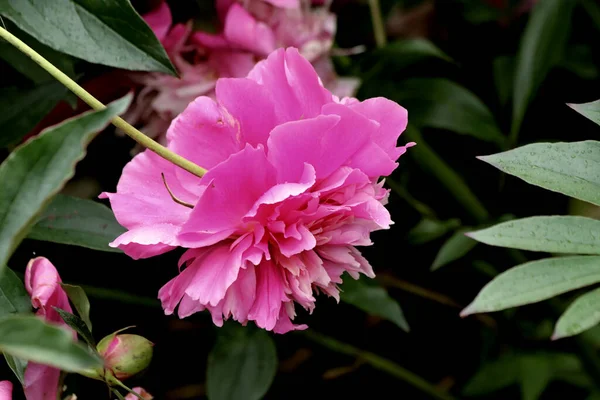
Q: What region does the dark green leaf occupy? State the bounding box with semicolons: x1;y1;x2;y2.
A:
431;229;477;271
0;315;102;372
0;22;74;83
479;141;600;206
207;325;277;400
340;276;409;332
61;283;92;331
0;82;69;148
392;78;505;145
511;0;575;140
4;353;26;385
464;353;588;399
0;0;176;74
28;194;125;253
468;216;600;255
569;100;600;127
371;38;452;69
53;307;95;347
553;287;600;339
462;256;600;315
407;218;461;245
0;95;131;278
0;267;31;318
493;55;514;107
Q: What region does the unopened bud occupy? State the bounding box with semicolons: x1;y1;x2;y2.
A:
97;333;154;380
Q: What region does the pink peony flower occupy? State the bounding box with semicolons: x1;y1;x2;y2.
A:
0;381;12;400
123;0;358;149
24;257;74;400
102;48;412;333
125;387;153;400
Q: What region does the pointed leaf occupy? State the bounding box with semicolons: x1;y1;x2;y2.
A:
462;256;600;315
0;315;102;372
431;229;477;271
61;283;92;331
520;356;552;400
479;141;600;206
0;267;31;318
53;307;95;347
569;100;600;127
0;82;69;148
407;218;461;245
4;353;27;384
207;325;277;400
0;95;131;278
393;78;505;145
553;287;600;339
511;0;575;138
28;194;125;253
468;216;600;255
0;22;74;83
0;0;176;74
340;277;409;332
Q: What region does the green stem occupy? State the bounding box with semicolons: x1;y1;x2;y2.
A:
368;0;387;48
403;126;489;224
112;388;127;400
0;26;207;178
113;378;146;400
386;177;438;219
302;331;458;400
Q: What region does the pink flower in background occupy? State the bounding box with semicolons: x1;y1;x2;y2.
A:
124;0;359;149
103;48;411;333
125;387;153;400
0;381;12;400
24;257;74;400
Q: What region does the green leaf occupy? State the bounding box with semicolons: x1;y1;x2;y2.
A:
0;0;176;74
0;95;131;278
464;353;587;399
568;100;600;127
340;276;410;332
61;283;92;331
511;0;575;140
0;315;102;372
407;218;461;245
207;325;277;400
493;55;514;107
53;307;95;347
553;287;600;339
431;229;477;271
479;141;600;206
0;22;74;83
372;38;452;69
0;82;69;148
28;194;125;253
4;353;27;385
461;256;600;316
393;78;505;145
468;216;600;255
0;267;31;318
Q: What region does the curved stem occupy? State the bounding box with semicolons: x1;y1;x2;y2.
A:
0;26;207;178
302;330;458;400
368;0;387;48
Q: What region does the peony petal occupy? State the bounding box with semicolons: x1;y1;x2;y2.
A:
248;260;289;330
143;1;172;43
0;381;12;399
109;224;180;259
179;145;277;246
348;97;409;161
222;265;256;322
24;363;61;400
184;237;252;306
247;48;332;123
166;96;242;170
224;4;276;56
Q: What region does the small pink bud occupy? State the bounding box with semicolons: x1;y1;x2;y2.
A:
97;333;154;380
125;387;153;400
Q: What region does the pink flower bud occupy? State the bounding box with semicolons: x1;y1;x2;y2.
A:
125;387;153;400
97;334;154;380
0;381;12;400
